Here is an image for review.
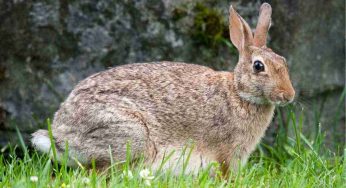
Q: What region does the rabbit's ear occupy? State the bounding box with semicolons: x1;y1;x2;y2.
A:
229;5;253;55
253;3;272;47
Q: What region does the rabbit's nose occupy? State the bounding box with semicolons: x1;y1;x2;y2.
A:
279;90;295;103
284;93;294;103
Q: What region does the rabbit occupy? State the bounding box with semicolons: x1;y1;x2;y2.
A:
31;3;295;175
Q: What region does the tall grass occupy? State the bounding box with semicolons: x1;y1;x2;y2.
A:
0;105;345;188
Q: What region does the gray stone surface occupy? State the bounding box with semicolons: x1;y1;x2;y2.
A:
0;0;344;148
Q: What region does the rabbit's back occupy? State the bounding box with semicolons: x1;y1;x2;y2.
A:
55;62;234;142
72;61;216;103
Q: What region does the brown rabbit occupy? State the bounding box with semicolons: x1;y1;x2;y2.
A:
31;3;295;175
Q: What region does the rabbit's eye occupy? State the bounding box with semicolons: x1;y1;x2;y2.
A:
253;60;265;72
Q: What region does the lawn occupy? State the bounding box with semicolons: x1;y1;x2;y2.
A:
0;105;345;188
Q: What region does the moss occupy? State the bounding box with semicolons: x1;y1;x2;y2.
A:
172;7;188;21
190;3;228;47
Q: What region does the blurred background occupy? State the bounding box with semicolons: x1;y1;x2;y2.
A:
0;0;344;151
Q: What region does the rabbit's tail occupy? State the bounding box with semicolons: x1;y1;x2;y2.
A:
31;129;53;154
31;129;84;167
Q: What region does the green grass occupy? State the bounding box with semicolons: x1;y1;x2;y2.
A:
0;106;345;188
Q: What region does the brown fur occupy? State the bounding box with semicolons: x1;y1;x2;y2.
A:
31;3;295;175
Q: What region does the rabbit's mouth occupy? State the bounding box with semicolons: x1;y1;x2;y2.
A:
269;90;295;106
268;94;295;106
270;100;291;106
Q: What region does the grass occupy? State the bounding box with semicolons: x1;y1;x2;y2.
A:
0;105;345;188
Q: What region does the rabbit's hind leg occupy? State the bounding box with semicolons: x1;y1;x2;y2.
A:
72;118;151;170
43;106;152;170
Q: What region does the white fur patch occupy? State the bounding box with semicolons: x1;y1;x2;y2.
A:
31;134;51;153
252;55;265;65
150;145;215;175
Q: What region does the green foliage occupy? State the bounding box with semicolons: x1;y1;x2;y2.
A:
190;3;229;48
0;106;345;187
